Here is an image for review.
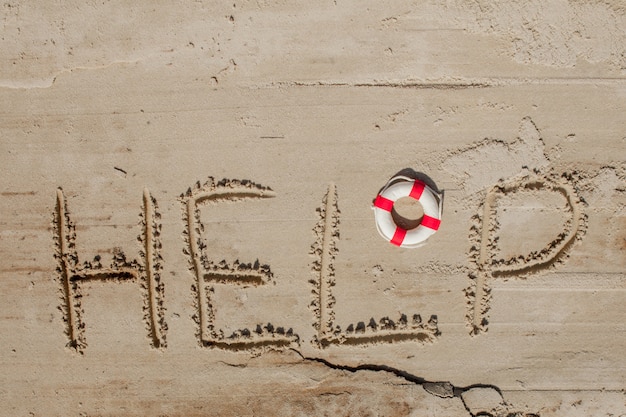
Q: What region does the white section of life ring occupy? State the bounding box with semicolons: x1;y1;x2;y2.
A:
373;176;442;248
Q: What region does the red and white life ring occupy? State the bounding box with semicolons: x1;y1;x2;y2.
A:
373;176;442;248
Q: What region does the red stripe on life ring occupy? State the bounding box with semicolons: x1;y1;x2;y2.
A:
374;195;394;212
409;181;425;200
421;215;441;231
390;227;407;246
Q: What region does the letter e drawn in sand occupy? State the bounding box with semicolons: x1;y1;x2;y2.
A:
53;188;167;353
310;183;440;348
466;173;587;335
180;178;299;350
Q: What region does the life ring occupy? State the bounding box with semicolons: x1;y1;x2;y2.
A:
373;176;442;248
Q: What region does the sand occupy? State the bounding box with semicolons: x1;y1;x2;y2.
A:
1;1;625;416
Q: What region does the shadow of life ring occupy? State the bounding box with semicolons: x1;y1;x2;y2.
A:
373;176;442;248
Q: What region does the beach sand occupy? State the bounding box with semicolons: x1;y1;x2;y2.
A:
1;1;625;415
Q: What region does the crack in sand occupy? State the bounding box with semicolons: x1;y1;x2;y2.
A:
290;349;538;417
254;76;626;91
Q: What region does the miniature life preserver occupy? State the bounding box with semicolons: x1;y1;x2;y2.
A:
373;176;442;248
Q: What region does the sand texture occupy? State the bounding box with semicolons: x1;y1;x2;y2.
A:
1;1;625;416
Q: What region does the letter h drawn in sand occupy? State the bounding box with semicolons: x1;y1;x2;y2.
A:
310;183;440;348
466;173;587;335
53;188;167;352
181;178;299;350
